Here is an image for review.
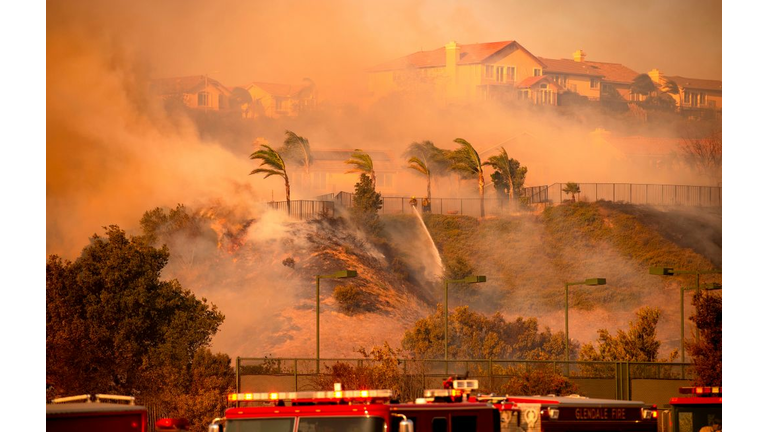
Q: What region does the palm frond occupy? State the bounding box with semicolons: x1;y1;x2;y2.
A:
407;156;429;176
249;144;287;179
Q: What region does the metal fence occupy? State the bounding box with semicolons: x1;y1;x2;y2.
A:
523;183;722;207
236;357;693;399
267;199;335;219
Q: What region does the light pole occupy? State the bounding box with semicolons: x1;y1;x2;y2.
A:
649;267;721;363
315;270;357;372
443;276;486;361
564;278;606;364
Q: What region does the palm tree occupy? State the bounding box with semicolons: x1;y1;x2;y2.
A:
249;144;291;213
662;79;680;112
345;149;376;189
403;140;451;205
631;73;657;100
483;147;526;212
449;138;486;218
281;130;313;175
562;182;580;202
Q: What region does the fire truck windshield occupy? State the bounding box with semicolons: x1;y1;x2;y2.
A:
225;417;386;432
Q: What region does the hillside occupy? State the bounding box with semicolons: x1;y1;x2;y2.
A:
159;201;721;359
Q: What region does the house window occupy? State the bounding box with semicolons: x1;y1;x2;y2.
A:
518;89;529;100
533;68;542;76
684;92;690;104
506;66;516;82
496;67;504;82
197;92;210;107
540;83;548;89
276;98;284;111
485;65;494;78
382;173;393;187
218;94;226;109
590;78;599;89
699;93;707;104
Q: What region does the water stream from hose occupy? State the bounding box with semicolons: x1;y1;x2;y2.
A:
411;204;444;278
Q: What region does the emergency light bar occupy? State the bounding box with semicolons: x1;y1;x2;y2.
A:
228;389;393;403
679;386;722;396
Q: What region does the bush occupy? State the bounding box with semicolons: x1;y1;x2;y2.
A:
499;366;579;396
333;285;377;314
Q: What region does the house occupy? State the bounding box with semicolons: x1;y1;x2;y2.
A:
241;80;317;118
150;75;233;111
367;40;556;105
539;50;640;102
648;69;722;113
289;149;400;196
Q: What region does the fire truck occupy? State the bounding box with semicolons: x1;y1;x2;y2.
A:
209;379;658;432
46;394;189;432
486;394;658;432
658;386;722;432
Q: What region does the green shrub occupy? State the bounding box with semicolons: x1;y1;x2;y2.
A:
334;285;377;314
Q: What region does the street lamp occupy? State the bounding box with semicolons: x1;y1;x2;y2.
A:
443;276;486;361
649;267;721;363
315;270;357;372
564;278;606;363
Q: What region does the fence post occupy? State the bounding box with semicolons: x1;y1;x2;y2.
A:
236;356;241;393
294;359;298;391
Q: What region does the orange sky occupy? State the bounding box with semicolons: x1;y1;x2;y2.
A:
48;0;721;100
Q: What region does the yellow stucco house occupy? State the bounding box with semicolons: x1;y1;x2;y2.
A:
538;50;640;102
241;80;317;118
648;69;722;113
367;40;556;105
150;75;233;111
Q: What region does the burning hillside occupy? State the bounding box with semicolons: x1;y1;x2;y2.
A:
144;198;720;360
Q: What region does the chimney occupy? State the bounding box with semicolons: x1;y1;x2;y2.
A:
573;49;586;62
648;68;664;84
446;41;460;71
445;41;460;98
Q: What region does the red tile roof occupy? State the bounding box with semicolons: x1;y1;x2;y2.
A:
665;76;722;92
538;57;604;77
515;75;564;91
583;61;639;84
368;41;544;72
150;75;226;95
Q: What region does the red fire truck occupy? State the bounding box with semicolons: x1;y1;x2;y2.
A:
658;386;722;432
209;379;660;432
210;380;499;432
486;394;658;432
46;394;189;432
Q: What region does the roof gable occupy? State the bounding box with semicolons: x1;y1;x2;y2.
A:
666;75;722;92
151;75;230;95
515;75;563;91
247;82;312;98
368;40;544;72
538;57;604;77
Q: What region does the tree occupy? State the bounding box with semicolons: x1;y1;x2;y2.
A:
46;225;229;422
280;130;313;175
562;182;580;202
449;138;486;217
250;144;291;213
687;291;721;386
579;307;678;363
351;173;383;234
401;306;567;361
345;149;376;189
678;128;722;186
631;73;657;99
483;147;527;212
403;140;451;204
662;79;680;111
499;367;579;396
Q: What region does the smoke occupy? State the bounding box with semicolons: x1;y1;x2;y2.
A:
46;1;721;358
